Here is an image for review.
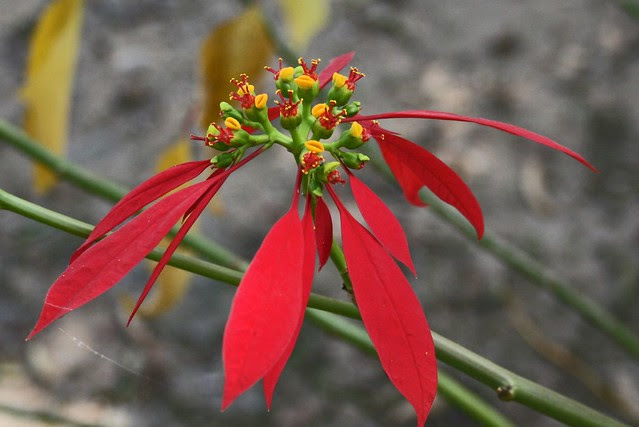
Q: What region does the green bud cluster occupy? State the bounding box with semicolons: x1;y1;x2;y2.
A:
197;58;370;197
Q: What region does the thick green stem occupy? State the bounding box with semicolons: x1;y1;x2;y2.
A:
0;119;247;271
2;190;628;427
329;240;354;297
305;308;515;427
418;188;639;361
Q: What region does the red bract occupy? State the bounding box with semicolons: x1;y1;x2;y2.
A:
222;178;306;410
70;160;211;262
27;148;265;340
342;112;597;239
262;194;316;408
328;185;437;426
27;179;213;339
313;195;333;270
348;171;416;275
28;52;595;426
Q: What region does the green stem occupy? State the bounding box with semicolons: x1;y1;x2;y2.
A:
2;190;628;427
0;119;247;271
329;240;354;297
616;0;639;20
418;188;639;361
305;308;515;427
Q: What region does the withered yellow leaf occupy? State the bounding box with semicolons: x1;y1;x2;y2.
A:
120;258;195;319
200;5;273;129
157;137;192;172
279;0;329;52
19;0;84;194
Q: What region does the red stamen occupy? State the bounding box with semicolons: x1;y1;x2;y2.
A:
265;58;284;79
327;170;345;185
317;100;345;130
345;67;365;91
301;152;323;174
229;74;255;109
206;123;234;147
298;57;320;80
275;90;301;118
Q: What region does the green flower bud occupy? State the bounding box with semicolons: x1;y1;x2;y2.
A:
211;152;235;168
327;72;353;106
312;119;335;140
230;128;250;146
339;152;370;170
344;101;361;117
219;102;244;121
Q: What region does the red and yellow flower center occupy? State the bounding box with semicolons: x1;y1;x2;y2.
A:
298;57;319;80
312;101;345;130
275;90;301;118
229;74;255;109
301;152;324;174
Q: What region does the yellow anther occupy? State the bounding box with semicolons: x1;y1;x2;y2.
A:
237;84;255;96
294;75;316;90
224;117;241;131
350;122;363;138
279;67;295;82
311;103;329;118
332;72;347;88
305;140;325;153
254;93;268;109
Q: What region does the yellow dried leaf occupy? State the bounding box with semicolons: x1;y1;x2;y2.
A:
120;260;194;319
19;0;84;194
156;138;192;172
200;5;274;128
279;0;329;51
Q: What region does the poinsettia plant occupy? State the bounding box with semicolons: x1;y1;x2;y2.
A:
26;52;595;426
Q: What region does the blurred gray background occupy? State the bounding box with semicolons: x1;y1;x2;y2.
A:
1;0;638;426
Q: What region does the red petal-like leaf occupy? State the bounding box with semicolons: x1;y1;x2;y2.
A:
26;180;213;340
222;206;305;410
318;51;355;89
71;160;211;262
329;186;437;426
127;177;227;324
347;110;597;172
380;147;426;207
263;197;316;409
349;174;416;275
313;196;333;270
367;124;485;239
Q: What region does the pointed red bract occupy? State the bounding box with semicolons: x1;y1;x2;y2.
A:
329;186;437;426
318;51;356;89
263;198;316;408
127;176;227;324
348;174;416;275
367;123;485;239
26;180;214;340
347;110;597;172
222;204;305;410
71;160;211;262
313;196;333;270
